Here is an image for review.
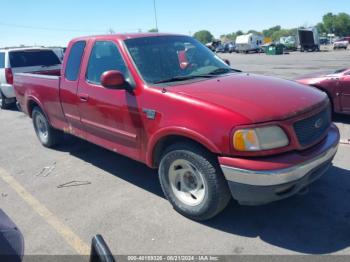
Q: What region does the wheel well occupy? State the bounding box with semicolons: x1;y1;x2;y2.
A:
152;135;214;168
27;100;40;118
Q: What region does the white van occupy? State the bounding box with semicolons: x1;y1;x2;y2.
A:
235;33;264;53
0;47;61;109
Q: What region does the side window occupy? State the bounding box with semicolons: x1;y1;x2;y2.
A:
65;41;86;81
0;53;5;68
86;41;128;85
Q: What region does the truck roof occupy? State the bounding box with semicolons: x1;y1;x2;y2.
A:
0;47;55;52
71;33;186;42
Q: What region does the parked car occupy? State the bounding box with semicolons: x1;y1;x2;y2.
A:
235;33;263;53
14;33;339;220
0;47;61;109
205;40;221;52
296;68;350;115
215;44;226;53
333;37;350;50
224;42;235;53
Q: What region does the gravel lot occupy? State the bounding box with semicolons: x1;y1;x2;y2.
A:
0;50;350;257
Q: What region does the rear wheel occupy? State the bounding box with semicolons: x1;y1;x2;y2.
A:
159;143;231;221
0;92;10;110
32;107;62;147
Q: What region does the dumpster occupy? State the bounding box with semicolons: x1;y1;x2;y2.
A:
266;44;284;55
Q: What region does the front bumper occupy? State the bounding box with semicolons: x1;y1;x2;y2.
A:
219;124;339;205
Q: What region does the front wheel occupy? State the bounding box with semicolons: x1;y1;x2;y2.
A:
32;107;62;147
159;143;231;221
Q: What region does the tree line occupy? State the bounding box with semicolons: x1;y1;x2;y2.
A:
193;12;350;44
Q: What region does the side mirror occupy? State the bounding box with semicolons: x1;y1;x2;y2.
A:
224;59;231;66
101;70;125;89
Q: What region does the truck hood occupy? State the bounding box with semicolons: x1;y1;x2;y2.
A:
169;73;327;123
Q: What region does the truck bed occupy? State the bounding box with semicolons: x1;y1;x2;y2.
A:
13;69;66;128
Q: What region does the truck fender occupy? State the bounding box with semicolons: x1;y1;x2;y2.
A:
26;96;50;122
146;126;221;167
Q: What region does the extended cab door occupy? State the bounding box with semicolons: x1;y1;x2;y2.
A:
339;73;350;113
77;40;142;159
60;40;86;132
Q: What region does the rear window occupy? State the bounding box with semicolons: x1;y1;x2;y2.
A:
9;50;61;68
0;53;4;68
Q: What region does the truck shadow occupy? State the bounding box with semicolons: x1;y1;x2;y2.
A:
56;135;350;254
333;114;350;124
203;165;350;254
56;135;164;198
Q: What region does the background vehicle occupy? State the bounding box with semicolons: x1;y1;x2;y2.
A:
280;36;297;51
205;40;221;52
215;43;226;53
224;42;235;53
0;47;61;109
14;33;339;221
235;33;263;53
50;47;66;61
333;37;350;50
296;68;350;115
297;28;320;52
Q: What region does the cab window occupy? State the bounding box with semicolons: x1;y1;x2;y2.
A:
65;41;86;81
86;41;129;85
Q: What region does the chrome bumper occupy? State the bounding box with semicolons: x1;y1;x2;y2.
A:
220;143;338;186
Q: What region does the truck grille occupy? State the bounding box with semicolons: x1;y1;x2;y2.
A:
293;107;331;147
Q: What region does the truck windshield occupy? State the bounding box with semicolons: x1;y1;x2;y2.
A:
124;35;232;84
9;50;61;68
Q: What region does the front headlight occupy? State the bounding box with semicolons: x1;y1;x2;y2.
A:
233;126;289;151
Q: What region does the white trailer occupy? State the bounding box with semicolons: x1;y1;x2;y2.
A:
235;33;264;53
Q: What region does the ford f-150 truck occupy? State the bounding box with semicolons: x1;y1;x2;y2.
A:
14;33;340;221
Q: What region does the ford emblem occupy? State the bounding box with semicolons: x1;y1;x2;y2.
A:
314;118;323;129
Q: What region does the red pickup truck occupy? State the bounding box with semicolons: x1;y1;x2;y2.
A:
14;33;340;220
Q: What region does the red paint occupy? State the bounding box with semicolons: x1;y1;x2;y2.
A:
13;34;339;172
296;68;350;115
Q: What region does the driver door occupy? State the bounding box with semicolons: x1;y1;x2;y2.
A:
77;40;143;160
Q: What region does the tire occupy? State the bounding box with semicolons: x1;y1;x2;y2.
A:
158;142;231;221
0;91;10;110
32;107;62;147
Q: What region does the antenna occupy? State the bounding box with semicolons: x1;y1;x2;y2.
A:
153;0;159;32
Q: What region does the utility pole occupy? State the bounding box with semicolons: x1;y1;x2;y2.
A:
153;0;159;32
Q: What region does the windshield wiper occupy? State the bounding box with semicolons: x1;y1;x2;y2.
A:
153;74;213;84
206;67;241;75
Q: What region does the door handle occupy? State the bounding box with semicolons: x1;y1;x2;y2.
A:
78;93;89;102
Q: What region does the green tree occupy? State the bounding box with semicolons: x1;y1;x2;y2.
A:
334;13;350;36
316;22;326;34
247;30;262;35
148;28;159;33
263;26;281;38
193;30;214;44
235;30;244;36
323;12;336;33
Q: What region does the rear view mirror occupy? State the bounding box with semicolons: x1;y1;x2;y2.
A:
101;70;126;89
90;234;115;262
